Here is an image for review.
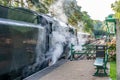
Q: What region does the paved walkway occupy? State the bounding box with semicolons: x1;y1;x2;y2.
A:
39;60;109;80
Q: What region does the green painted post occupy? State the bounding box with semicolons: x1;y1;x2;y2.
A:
105;14;117;78
70;43;75;61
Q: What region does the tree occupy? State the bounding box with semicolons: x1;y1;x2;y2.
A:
81;11;94;33
63;1;82;26
63;1;93;33
0;0;10;6
111;0;120;19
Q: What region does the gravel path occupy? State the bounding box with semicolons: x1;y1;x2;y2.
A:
39;60;109;80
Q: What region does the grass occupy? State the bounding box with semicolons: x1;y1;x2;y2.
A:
110;61;116;80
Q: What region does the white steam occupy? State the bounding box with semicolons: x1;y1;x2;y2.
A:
49;0;68;23
47;19;78;65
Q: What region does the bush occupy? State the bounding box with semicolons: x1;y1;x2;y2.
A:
107;37;116;61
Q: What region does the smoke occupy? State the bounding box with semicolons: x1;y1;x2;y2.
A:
46;19;71;65
49;0;68;23
49;43;63;65
77;32;88;45
72;32;90;51
52;31;66;44
47;31;66;65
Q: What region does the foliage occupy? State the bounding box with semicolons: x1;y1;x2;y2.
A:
34;3;48;13
93;20;108;38
43;0;56;7
30;0;39;5
63;1;82;26
63;1;94;33
107;37;116;61
0;0;49;14
110;61;116;80
0;0;10;6
81;11;94;33
111;0;120;20
93;20;102;30
26;0;49;14
0;0;94;33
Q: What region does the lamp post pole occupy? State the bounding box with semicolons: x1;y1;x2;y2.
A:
105;22;110;42
116;20;120;80
105;15;120;79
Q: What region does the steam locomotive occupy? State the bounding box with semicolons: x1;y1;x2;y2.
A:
0;5;77;80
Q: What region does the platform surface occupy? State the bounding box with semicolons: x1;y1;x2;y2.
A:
39;60;109;80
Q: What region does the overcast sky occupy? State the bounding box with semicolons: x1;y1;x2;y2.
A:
76;0;116;21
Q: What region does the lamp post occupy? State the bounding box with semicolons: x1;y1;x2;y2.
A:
116;19;120;80
105;15;116;35
105;15;120;79
105;15;116;42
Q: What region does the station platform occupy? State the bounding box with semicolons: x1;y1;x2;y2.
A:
24;60;109;80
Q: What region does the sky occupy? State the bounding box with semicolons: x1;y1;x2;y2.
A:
76;0;116;21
